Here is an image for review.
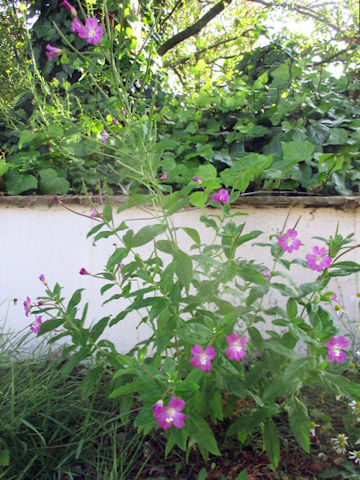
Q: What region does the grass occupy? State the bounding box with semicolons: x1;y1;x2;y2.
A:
0;330;149;480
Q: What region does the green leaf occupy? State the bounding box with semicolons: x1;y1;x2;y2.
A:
286;298;298;321
178;322;213;344
174;250;192;289
39;168;70;194
282;141;314;163
287;397;310;452
330;261;360;277
235;471;248;480
264;419;280;468
18;129;38;149
197;163;217;180
226;407;274;440
106;248;129;270
132;224;167;247
0;448;10;466
189;414;221;459
67;289;83;314
47;123;64;138
182;227;201;245
4;170;37;195
190;191;208;208
326;128;349;145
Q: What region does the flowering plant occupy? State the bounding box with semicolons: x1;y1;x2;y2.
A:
23;0;360;467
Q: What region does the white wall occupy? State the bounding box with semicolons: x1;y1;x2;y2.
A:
1;200;359;353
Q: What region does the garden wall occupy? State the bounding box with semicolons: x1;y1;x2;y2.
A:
1;195;359;353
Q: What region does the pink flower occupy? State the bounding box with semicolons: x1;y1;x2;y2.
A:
331;293;338;302
192;176;202;184
261;269;271;281
76;18;103;45
24;296;31;317
102;128;108;144
71;17;82;33
39;274;46;284
306;246;332;272
326;336;348;363
90;208;97;218
79;268;88;275
226;333;247;361
212;188;230;204
190;344;217;371
30;315;42;334
278;229;301;253
153;399;163;417
61;0;77;16
45;44;63;60
160;172;168;180
112;118;120;126
154;396;187;430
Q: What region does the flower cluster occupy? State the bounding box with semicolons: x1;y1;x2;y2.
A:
331;433;348;454
190;333;246;373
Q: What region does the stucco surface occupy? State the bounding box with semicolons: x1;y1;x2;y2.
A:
1;201;359;352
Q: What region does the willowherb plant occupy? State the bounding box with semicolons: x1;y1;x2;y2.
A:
22;0;360;466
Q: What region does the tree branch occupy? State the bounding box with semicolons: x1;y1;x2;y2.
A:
246;0;340;32
164;33;242;67
157;0;233;56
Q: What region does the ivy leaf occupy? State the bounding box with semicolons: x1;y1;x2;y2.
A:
189;191;208;208
4;170;37;195
39;168;70;194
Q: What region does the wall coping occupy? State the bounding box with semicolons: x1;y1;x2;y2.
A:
0;194;359;210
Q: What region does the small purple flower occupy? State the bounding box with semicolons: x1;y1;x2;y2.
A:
192;176;202;184
79;268;89;275
37;301;44;306
331;293;338;302
39;274;46;284
154;397;187;430
160;172;168;180
326;336;348;363
76;18;103;45
112;118;120;126
30;315;42;334
102;128;109;144
306;246;332;272
261;269;271;281
24;296;31;317
71;17;82;33
61;0;77;16
226;333;247;361
90;208;97;218
190;344;217;372
46;44;63;60
212;188;230;205
53;195;59;203
278;229;301;253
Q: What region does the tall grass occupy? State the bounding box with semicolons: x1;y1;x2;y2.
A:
0;328;149;479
